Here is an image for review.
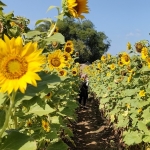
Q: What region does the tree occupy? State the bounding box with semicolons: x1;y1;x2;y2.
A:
35;17;111;63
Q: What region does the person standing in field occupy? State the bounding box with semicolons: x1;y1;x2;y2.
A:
79;74;89;109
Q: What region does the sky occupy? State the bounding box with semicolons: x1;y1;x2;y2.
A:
3;0;150;56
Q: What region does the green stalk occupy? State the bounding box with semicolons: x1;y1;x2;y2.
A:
0;92;16;139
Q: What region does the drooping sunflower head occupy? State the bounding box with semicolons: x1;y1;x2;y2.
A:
48;50;66;71
65;0;89;19
135;42;143;53
0;35;45;94
64;45;74;54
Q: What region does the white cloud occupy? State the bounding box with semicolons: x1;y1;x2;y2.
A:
126;30;141;37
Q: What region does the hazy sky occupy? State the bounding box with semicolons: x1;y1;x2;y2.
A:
3;0;150;55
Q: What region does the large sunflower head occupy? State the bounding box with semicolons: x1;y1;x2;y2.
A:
66;0;89;19
48;50;66;71
0;35;45;94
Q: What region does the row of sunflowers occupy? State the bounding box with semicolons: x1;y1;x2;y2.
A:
83;40;150;149
0;0;89;149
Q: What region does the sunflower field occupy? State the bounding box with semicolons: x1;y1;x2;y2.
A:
0;0;88;149
83;41;150;149
1;0;150;150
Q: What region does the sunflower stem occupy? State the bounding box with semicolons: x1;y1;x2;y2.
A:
47;20;58;37
0;92;16;139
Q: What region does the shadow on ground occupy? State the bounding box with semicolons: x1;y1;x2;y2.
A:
67;95;123;150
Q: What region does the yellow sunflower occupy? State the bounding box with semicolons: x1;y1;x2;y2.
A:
67;0;89;19
121;52;130;65
110;63;115;70
58;69;67;76
42;120;50;132
127;42;131;50
72;67;78;76
139;90;146;97
101;55;106;62
65;40;74;47
141;47;148;60
107;53;111;60
0;35;45;94
63;51;72;62
48;50;66;71
64;45;74;54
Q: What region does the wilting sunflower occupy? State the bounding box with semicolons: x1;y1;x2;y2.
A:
141;47;148;60
48;50;66;70
42;120;50;132
72;67;78;76
66;0;89;19
64;45;74;54
120;52;130;65
135;42;143;53
0;35;45;94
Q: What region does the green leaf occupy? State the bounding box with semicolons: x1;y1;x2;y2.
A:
0;131;31;150
123;131;142;145
0;93;6;105
26;30;41;38
137;121;149;134
27;104;55;116
47;140;68;150
44;33;65;44
19;141;36;150
47;6;59;12
35;18;52;26
143;135;150;143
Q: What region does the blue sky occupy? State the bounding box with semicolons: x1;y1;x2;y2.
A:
3;0;150;55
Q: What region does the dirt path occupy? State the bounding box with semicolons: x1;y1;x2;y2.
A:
68;96;122;150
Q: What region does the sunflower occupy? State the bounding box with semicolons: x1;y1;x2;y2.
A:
120;52;130;65
64;45;74;54
58;69;67;76
101;55;106;62
135;42;143;53
72;67;78;76
48;50;66;70
127;42;131;50
67;0;89;19
141;47;148;60
65;40;74;47
110;63;115;70
45;92;52;100
0;35;45;94
139;90;146;97
51;41;59;48
42;120;50;132
63;51;72;62
107;53;111;60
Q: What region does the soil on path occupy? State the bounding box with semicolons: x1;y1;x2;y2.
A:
68;96;122;150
